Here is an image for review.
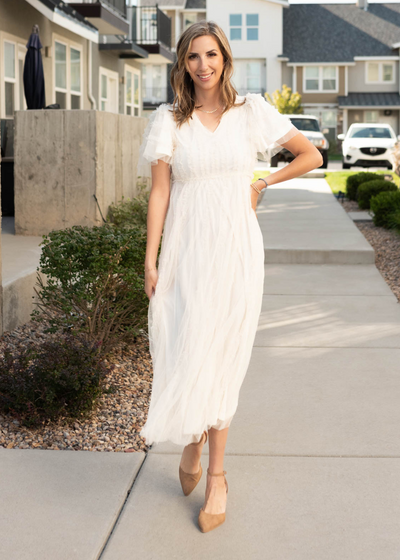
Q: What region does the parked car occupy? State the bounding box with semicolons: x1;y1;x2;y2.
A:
270;114;329;168
337;123;399;169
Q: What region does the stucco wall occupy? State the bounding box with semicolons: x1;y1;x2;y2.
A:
348;60;398;93
14;109;148;236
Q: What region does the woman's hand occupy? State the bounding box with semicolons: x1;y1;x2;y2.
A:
145;268;159;300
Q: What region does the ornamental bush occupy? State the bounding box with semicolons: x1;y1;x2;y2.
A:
346;172;379;201
386;209;400;233
357;180;398;210
32;223;151;355
107;181;150;230
370;190;400;228
0;335;109;428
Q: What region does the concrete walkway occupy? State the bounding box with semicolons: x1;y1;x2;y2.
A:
1;177;400;559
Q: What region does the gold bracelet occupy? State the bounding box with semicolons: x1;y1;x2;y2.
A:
145;266;157;272
250;182;262;194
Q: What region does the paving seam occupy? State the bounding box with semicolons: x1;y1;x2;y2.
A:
96;453;149;560
148;451;400;458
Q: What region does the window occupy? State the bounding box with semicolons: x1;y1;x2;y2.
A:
304;66;338;92
2;38;26;118
126;66;140;116
142;64;166;104
366;61;395;84
246;62;262;91
365;110;379;123
99;67;119;113
230;14;242;40
4;41;16;117
246;14;258;41
54;38;82;109
183;13;197;31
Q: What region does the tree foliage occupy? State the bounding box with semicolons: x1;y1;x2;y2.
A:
265;84;303;114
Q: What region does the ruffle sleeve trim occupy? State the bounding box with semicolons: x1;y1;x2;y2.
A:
244;92;300;158
137;103;176;177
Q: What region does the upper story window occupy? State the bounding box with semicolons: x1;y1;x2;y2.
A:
230;14;242;40
183;13;197;31
54;37;82;109
366;61;395;84
304;66;338;92
246;14;259;41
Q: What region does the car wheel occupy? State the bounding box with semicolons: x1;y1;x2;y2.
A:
270;154;279;167
342;159;351;169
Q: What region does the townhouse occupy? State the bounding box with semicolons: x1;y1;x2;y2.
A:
280;0;400;143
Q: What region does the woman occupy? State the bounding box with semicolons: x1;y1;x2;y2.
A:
139;21;322;533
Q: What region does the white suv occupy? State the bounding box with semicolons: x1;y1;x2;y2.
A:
338;123;399;169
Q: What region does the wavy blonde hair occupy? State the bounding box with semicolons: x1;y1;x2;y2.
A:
170;20;244;127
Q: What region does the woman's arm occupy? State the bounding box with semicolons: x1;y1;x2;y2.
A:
250;133;323;209
144;160;171;299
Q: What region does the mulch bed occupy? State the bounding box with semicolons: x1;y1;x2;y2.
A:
0;321;153;453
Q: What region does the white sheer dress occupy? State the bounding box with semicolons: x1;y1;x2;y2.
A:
138;93;299;446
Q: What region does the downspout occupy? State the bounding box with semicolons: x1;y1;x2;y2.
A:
87;38;97;110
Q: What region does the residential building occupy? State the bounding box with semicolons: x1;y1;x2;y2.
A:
280;0;400;143
0;0;149;118
138;0;206;113
207;0;289;97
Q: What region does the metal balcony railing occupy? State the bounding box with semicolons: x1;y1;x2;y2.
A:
72;0;127;18
142;87;168;104
131;6;172;49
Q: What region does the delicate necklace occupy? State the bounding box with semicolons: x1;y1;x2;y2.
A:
196;105;221;114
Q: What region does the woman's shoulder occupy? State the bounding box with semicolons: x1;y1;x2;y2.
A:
235;92;266;107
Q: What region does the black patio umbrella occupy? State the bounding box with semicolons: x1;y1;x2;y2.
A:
23;24;46;110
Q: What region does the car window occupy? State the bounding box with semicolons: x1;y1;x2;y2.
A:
349;127;393;139
289;118;320;132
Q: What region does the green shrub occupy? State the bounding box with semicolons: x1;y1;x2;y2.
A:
386;209;400;233
370;190;400;228
32;223;151;355
357;180;398;209
0;335;109;428
346;172;379;201
108;181;149;230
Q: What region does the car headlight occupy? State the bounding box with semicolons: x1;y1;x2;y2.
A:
311;138;327;149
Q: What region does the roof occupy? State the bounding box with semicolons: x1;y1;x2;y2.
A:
338;92;400;107
282;3;400;62
185;0;206;9
38;0;98;31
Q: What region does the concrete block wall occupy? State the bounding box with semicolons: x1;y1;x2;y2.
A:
14;110;148;236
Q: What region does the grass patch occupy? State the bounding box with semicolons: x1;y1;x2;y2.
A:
325;170;400;195
253;170;271;182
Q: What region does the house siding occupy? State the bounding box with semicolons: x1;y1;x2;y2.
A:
298;66;345;104
348;60;398;93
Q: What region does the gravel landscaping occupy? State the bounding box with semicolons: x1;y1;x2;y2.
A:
0;320;152;453
336;199;400;303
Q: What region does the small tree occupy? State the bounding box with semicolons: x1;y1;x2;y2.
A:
265;84;303;114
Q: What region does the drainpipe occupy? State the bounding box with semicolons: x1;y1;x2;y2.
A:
87;39;97;110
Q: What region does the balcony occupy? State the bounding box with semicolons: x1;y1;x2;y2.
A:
142;87;169;109
131;6;174;63
67;0;129;35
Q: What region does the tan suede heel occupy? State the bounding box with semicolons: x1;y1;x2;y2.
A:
179;430;208;496
198;468;228;533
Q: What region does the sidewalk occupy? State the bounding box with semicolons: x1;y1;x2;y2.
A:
1;176;400;559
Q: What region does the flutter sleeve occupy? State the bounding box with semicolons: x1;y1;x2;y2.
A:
245;93;300;159
137;103;176;176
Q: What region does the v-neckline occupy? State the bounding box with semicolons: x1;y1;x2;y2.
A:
192;109;226;135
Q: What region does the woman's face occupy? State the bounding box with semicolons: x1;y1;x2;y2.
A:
185;35;225;92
